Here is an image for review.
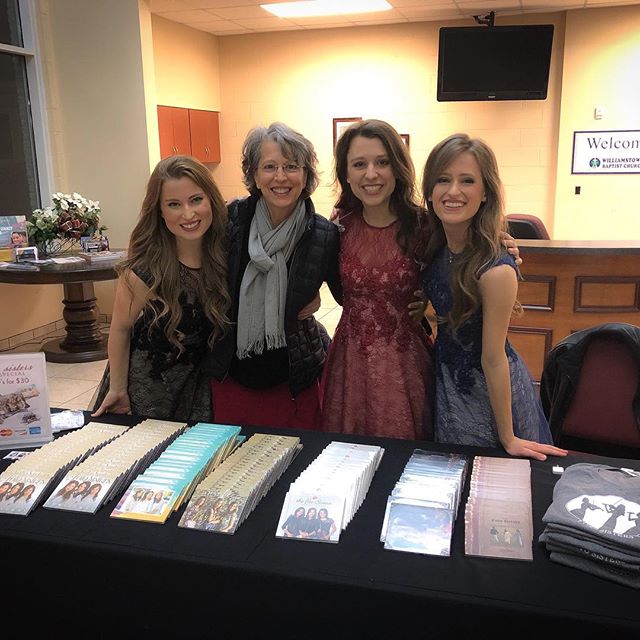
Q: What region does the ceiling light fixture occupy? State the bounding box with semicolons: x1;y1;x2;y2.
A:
261;0;392;19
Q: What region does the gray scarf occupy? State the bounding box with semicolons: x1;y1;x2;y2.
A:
236;197;307;359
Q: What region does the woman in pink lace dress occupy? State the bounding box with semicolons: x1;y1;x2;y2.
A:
321;119;433;439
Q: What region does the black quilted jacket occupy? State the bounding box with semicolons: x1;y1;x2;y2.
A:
204;194;343;396
540;322;640;442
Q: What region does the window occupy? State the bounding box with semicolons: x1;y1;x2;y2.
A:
0;0;22;46
0;0;52;216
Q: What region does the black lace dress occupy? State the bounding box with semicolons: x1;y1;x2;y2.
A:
94;264;214;422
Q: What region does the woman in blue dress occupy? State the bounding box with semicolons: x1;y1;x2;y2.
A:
420;134;567;461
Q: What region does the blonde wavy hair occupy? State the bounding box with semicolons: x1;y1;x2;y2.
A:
119;155;230;351
421;133;521;331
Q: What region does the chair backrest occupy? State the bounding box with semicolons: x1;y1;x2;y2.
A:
561;335;640;453
506;214;550;240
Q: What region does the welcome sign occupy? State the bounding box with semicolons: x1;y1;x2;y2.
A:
572;130;640;174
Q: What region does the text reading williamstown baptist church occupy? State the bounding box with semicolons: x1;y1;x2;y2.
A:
572;130;640;174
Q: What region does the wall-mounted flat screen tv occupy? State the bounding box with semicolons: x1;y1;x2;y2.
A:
437;25;554;101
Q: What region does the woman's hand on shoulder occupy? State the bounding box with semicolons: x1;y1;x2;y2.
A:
408;290;428;323
500;231;523;267
502;435;568;461
297;290;321;320
91;390;132;417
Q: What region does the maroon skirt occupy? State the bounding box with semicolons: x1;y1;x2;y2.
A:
211;377;322;430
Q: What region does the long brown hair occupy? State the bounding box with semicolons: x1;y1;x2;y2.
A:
120;155;230;351
334;119;424;254
421;133;520;330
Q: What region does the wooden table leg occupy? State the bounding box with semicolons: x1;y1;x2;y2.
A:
42;281;108;363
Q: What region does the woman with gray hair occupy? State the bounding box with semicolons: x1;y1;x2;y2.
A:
206;122;342;429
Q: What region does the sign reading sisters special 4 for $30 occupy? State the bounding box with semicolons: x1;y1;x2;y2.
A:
0;353;52;450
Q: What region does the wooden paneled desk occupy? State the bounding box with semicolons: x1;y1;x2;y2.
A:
508;240;640;381
0;259;120;363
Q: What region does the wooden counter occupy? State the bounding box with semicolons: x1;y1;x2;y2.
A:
508;240;640;381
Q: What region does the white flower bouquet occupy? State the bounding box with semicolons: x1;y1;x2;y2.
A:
27;192;106;251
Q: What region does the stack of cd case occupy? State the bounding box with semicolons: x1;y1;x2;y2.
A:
380;450;469;556
110;423;242;524
276;441;385;544
43;419;186;515
0;422;129;517
178;433;301;534
464;456;533;561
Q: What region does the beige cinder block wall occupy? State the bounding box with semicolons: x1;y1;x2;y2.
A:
554;5;640;240
215;13;564;227
1;0;158;340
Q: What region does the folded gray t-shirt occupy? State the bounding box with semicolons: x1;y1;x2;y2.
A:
540;526;640;564
550;551;640;589
542;463;640;551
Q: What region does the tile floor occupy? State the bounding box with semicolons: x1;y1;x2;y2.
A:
3;285;342;411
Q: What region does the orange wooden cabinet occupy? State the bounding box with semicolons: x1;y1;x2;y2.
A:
157;106;221;164
158;106;191;158
189;109;221;163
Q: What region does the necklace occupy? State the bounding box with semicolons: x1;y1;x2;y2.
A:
446;243;464;263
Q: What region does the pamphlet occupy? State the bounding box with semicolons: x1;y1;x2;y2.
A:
0;216;27;248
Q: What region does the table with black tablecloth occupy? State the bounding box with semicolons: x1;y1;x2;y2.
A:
1;413;638;638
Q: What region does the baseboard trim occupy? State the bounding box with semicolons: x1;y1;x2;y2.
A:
1;314;112;351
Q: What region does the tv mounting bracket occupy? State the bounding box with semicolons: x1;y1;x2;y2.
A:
472;11;495;27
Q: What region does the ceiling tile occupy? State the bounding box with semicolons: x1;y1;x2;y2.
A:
398;6;463;18
211;6;273;18
148;0;189;11
288;15;357;26
155;0;639;35
186;19;251;31
232;16;298;28
455;1;522;11
391;0;453;6
184;0;263;7
155;9;217;21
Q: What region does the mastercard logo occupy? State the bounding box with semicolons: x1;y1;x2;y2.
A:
0;429;13;437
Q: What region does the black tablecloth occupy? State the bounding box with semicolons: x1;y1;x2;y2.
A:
1;414;638;638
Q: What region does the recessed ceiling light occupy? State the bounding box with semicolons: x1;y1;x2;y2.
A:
261;0;392;19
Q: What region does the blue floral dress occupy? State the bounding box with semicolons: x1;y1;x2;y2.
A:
424;249;553;447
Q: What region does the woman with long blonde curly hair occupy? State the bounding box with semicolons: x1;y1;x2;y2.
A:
421;133;566;460
93;155;230;422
